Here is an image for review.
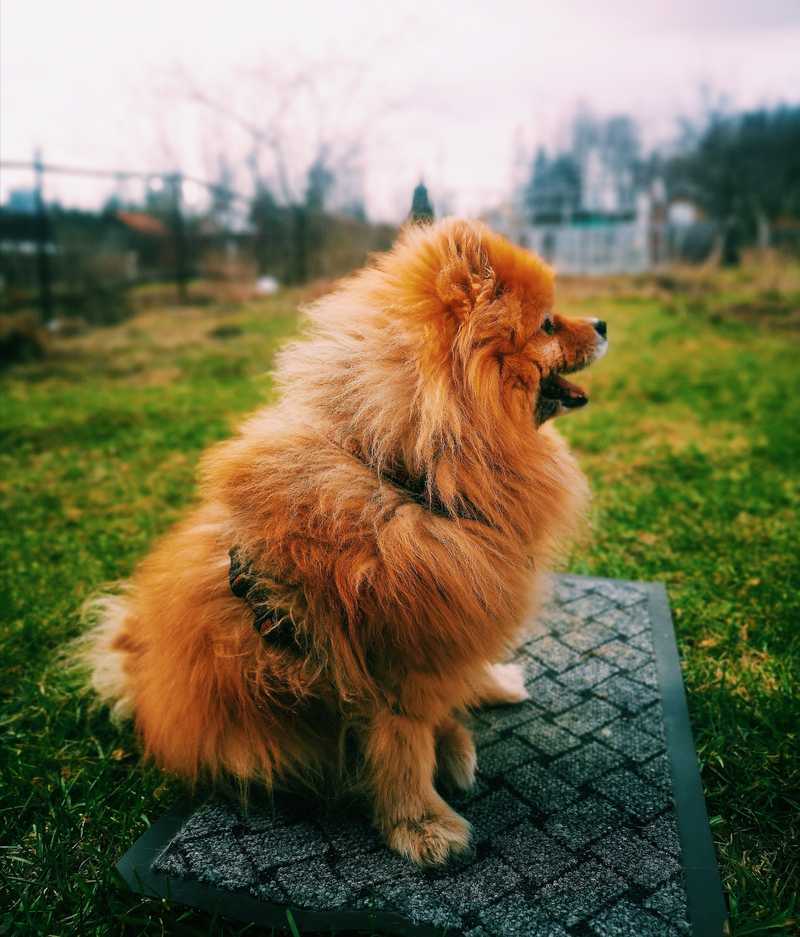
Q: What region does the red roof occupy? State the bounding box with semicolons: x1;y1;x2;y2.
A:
116;211;168;236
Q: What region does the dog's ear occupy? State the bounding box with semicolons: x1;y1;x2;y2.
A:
435;228;497;321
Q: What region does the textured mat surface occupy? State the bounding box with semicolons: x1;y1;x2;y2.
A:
119;576;727;936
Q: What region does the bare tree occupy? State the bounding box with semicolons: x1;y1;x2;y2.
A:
166;54;406;216
140;49;409;283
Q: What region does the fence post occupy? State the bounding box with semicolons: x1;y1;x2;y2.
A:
168;172;188;303
33;149;54;322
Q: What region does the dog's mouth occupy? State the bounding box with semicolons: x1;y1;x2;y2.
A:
539;372;589;410
535;366;591;425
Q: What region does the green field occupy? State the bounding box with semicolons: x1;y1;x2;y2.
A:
1;267;798;935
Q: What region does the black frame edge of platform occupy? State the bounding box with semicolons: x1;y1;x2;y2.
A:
115;805;440;936
646;581;729;937
115;575;729;937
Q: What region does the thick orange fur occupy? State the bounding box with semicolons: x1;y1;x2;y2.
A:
80;219;605;864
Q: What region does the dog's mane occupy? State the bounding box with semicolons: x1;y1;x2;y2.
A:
268;218;585;547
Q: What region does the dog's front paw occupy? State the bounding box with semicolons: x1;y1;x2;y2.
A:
386;808;472;866
483;662;530;706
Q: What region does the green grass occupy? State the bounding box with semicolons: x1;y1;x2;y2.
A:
1;274;798;935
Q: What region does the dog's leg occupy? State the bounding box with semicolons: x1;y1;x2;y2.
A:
472;661;529;707
435;714;476;792
365;708;471;866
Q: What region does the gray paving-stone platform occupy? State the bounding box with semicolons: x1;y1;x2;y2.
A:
117;576;728;936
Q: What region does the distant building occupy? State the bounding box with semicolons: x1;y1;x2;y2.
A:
517;198;652;275
489;133;716;273
5;188;37;214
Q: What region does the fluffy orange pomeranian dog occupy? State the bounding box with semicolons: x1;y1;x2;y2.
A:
81;218;607;866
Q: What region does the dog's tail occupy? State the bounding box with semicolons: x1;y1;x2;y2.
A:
69;588;136;722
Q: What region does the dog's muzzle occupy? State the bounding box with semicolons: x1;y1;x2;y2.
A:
535;319;608;424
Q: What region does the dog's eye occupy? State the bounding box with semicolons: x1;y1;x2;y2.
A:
542;318;555;335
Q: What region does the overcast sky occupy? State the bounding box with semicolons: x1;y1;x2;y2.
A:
2;0;799;220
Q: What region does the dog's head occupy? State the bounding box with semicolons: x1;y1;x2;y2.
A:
394;219;607;429
277;219;607;477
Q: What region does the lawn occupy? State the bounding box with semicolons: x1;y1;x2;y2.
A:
1;265;798;936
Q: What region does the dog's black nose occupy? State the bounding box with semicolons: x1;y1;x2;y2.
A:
594;319;607;338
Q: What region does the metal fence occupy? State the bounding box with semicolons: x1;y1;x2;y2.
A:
0;155;395;324
513;216;719;275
